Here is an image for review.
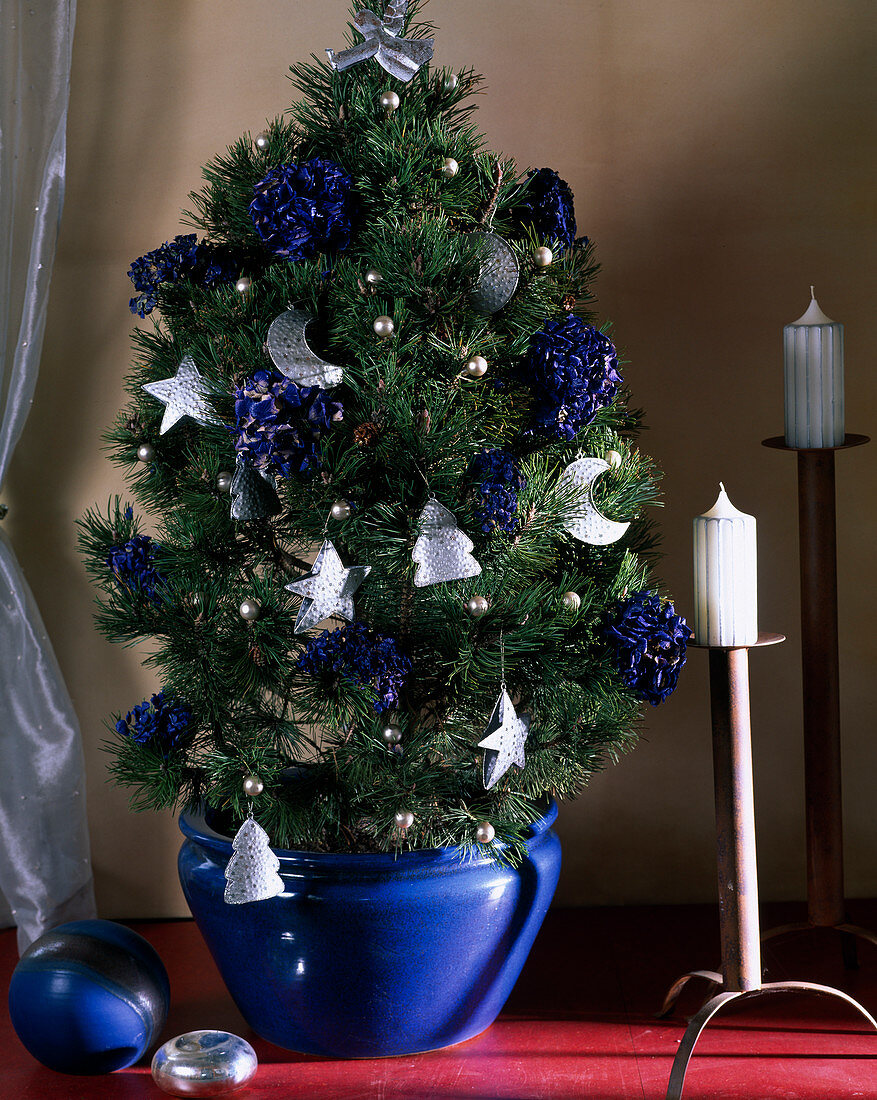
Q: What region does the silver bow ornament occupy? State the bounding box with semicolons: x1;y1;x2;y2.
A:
326;1;434;83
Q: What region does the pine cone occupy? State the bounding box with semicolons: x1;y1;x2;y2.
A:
562;293;577;311
354;421;381;448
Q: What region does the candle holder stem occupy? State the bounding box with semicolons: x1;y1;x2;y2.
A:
709;646;761;991
797;449;845;927
761;434;876;962
661;635;877;1100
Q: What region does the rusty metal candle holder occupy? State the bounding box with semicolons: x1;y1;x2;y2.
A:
762;434;877;961
660;634;877;1100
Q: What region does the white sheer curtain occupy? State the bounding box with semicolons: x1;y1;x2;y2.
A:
0;0;96;952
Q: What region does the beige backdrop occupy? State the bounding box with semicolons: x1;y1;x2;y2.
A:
6;0;875;916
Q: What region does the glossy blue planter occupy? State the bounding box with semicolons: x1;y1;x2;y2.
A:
178;803;561;1057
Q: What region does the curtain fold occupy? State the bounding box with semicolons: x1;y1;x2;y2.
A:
0;0;96;952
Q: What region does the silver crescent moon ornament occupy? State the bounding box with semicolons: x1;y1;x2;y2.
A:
559;456;631;545
266;308;344;388
468;232;519;314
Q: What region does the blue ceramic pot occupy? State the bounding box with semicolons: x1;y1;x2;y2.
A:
178;803;561;1057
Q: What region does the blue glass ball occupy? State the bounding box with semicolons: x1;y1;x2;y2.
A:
8;919;170;1075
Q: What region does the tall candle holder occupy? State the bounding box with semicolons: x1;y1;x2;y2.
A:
762;433;877;961
660;635;877;1100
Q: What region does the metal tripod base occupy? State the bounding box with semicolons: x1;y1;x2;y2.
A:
665;981;877;1100
762;920;877;970
657;969;722;1019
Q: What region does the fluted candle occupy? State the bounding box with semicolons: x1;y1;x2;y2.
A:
784;287;844;449
693;485;758;647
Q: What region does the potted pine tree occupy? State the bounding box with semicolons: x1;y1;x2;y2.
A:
79;0;688;1057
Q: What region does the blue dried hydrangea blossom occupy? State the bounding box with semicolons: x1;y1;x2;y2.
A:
297;622;412;714
106;532;167;606
522;314;622;440
127;233;239;317
513;167;578;252
604;591;690;706
116;691;193;754
248;158;355;262
233;368;343;480
468;449;527;534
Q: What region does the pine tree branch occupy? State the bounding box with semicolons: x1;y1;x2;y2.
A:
477;157;503;226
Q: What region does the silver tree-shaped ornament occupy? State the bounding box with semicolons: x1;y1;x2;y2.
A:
224;816;284;905
229;455;281;522
411;499;481;587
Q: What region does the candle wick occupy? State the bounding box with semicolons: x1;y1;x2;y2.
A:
719;481;725;493
810;285;815;300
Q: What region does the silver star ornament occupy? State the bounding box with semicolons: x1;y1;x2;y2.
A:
478;687;531;790
285;539;371;633
142;355;223;435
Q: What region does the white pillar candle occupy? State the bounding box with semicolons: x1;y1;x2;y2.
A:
784;287;844;448
693;484;758;647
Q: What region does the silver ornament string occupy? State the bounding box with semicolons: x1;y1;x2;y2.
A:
414;464;431;497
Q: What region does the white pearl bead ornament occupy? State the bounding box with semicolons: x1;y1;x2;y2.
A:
242;775;264;797
382;725;403;745
464;355;488;379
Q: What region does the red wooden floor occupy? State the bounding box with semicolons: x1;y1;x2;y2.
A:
3;901;877;1099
